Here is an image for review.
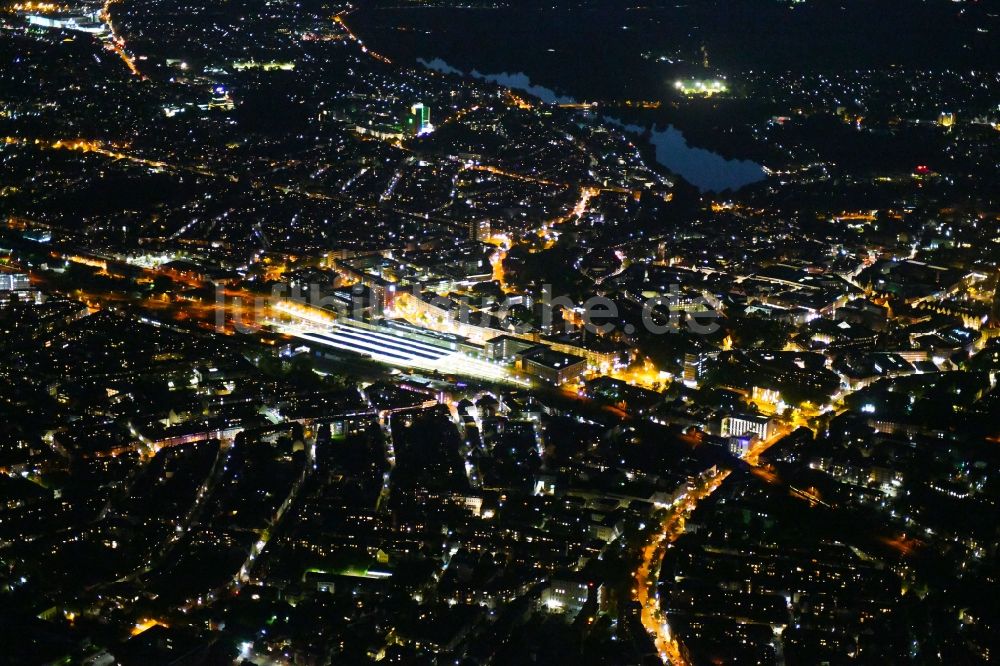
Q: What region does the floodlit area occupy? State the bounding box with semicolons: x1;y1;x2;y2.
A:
275;320;528;385
674;78;728;97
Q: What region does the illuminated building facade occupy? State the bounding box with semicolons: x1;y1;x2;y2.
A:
720;413;773;441
407;103;432;136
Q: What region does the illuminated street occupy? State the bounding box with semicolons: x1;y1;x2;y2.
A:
634;470;731;664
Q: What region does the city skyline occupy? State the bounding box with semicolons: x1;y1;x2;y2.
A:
1;1;998;664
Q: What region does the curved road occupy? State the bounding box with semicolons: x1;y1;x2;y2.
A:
633;469;730;664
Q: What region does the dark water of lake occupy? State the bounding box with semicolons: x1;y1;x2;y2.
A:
421;57;766;192
357;1;994;191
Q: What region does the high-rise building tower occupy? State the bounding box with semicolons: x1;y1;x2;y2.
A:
682;352;704;386
407;103;431;136
469;219;490;242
